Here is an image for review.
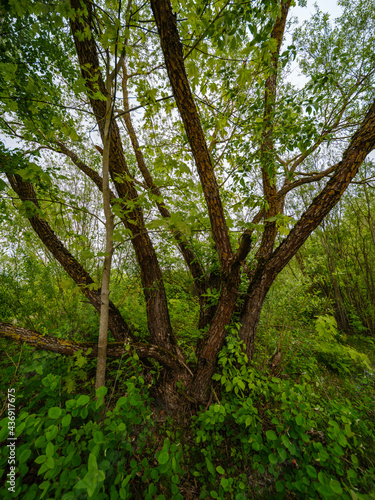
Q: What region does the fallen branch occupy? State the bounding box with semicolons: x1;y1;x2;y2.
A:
0;322;182;371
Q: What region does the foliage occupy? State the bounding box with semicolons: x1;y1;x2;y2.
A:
1;320;374;499
298;182;375;337
192;334;375;499
0;347;185;499
0;0;375;497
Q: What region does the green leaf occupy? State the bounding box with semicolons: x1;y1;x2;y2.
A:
329;480;343;495
345;424;354;437
61;414;72;428
216;466;225;474
277;447;287;462
88;453;98;473
46;442;54;458
48;407;62;419
80;407;88;419
266;430;277;441
205;457;216;477
276;481;284;493
221;477;229;489
76;395;90;406
157;451;169;465
46;425;59;442
306;465;317;478
296;414;304;426
74;479;88;491
317;484;335;497
19;448;32;464
94;431;104;444
35;455;46;464
66;399;77;410
95;386;107;408
268;453;278;464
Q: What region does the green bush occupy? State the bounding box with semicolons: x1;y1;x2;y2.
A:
0;380;186;499
186;331;375;499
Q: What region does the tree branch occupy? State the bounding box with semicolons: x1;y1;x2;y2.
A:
257;0;291;264
0;322;182;370
150;0;233;272
1;162;133;343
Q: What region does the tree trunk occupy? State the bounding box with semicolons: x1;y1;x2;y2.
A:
95;88;114;393
69;0;183;362
150;0;232;272
189;267;241;402
0;321;184;370
239;268;275;360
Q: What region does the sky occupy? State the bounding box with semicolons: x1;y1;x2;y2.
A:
292;0;343;23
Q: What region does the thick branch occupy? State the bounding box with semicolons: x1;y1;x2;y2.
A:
3;169;132;343
277;163;339;199
0;322;181;370
257;0;291;264
150;0;232;271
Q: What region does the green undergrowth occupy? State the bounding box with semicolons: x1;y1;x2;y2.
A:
1;324;374;500
189;332;375;499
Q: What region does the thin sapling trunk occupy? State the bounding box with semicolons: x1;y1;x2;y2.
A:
95;87;114;395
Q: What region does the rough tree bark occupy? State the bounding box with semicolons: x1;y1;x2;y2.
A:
69;0;182;363
0;322;182;370
150;0;233;272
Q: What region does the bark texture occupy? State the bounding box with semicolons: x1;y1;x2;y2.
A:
0;322;182;370
189;265;242;401
69;0;182;361
257;0;291;265
151;0;232;272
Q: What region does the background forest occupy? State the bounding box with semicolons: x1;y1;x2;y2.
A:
0;0;375;498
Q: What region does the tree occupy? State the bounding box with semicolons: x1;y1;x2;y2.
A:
0;0;375;408
296;167;375;336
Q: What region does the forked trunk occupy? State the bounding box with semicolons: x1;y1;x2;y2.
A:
189;270;241;402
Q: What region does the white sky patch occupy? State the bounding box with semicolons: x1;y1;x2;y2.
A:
292;0;343;24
